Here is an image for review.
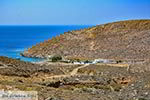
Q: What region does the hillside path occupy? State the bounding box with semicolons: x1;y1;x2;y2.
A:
70;64;89;75
47;64;89;79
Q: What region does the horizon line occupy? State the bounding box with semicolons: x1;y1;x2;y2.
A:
0;24;95;26
1;19;150;26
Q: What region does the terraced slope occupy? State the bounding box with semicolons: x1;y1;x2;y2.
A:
23;20;150;60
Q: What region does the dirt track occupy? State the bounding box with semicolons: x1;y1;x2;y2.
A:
47;64;89;79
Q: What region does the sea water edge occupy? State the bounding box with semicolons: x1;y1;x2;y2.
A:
0;25;92;62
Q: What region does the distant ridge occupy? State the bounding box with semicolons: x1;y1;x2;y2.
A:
23;19;150;60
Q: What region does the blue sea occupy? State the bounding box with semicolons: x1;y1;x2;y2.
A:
0;25;90;62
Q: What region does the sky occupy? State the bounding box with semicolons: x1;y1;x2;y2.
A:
0;0;150;25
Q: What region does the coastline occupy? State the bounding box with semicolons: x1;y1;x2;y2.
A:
0;25;90;62
1;20;150;99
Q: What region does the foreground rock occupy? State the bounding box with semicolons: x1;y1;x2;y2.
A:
0;56;150;100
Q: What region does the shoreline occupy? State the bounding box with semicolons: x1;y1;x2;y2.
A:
0;25;91;62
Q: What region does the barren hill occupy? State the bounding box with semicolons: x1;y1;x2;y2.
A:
23;20;150;60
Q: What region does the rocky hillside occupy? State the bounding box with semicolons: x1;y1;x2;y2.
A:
1;56;150;100
23;20;150;60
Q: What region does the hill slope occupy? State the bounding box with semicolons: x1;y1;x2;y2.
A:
23;20;150;60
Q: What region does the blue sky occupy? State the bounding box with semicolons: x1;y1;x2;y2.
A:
0;0;150;25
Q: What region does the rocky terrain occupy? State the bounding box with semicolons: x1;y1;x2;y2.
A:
0;56;150;100
23;20;150;60
1;20;150;100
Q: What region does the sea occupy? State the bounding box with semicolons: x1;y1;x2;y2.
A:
0;25;90;62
